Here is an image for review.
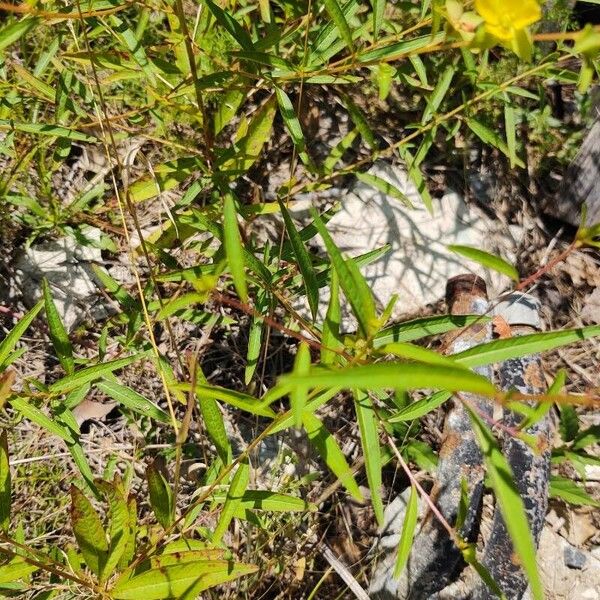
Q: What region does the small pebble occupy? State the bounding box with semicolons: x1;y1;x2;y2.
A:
564;545;588;569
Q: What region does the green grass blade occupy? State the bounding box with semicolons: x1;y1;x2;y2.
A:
504;102;518;169
448;245;519;282
323;0;354;51
42;279;75;375
302;411;363;501
0;120;97;142
371;0;385;39
354;390;383;525
0;300;43;369
212;458;250;543
466;408;543;600
223;191;248;303
321;269;342;365
466;117;525;169
279;200;319;318
393;484;418;577
355;171;412;206
453;325;600;367
10;397;75;443
422;65;454;123
291;342;311;428
388;390;452;422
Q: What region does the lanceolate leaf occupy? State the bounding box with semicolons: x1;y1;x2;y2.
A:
291;342;311;429
302;411;363;501
204;0;254;51
452;325;600;368
321;269;343;365
371;0;385;39
211;490;315;512
0;300;43;369
96;380;171;424
355;171;412;206
466;408;543;600
422;65;454;123
10;397;75;443
212;458;250;543
0;431;10;533
223;191;248;303
279;200;319;318
0;557;39;585
354;390;383;525
43;279;75;374
146;460;174;529
549;475;600;508
448;245;519;282
388;390;452;422
70;485;108;577
111;560;257;599
281;362;496;396
393;484;418;577
466;117;525;168
323;0;354;51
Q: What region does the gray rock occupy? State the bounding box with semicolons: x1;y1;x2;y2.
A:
564;545;588;569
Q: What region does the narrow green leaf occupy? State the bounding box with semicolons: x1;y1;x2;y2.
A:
452;325;600;368
212;458;250;543
70;485;108;577
0;120;97;142
321;269;342;365
393;484;419;577
212;490;315;512
0;17;38;53
572;425;600;450
281;362;496;396
448;245;519;281
279;200;319;318
311;208;376;338
374;314;489;347
111;560;257;599
195;371;232;465
504;103;518;169
355;171;412;206
96;380;171;424
42;279;74;375
223;191;248;303
340;94;377;149
146;460;174;529
466;118;525;169
302;412;363;501
0;300;43;369
312;0;360;56
323;128;359;173
354;390;383;525
382;342;467;368
204;0;254;51
291;343;311;429
48;354;146;394
10;397;75;443
559;405;579;443
0;431;10;533
323;0;354;51
466;408;543;600
549;475;600;508
359;32;445;63
371;0;385;39
388;390;452;422
422;65;454;123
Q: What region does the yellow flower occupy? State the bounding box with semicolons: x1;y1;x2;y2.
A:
474;0;541;42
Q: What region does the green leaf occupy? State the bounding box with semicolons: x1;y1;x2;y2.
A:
466;408;543;600
393;484;419;577
0;557;39;585
0;431;10;533
549;475;600;508
96;380;171;424
340;93;377;149
42;279;75;375
146;460;174;529
0;300;43;369
374;314;489;347
281;362;496;396
303;412;363;501
371;0;385;39
323;0;354;51
504;103;518;169
223;191;248;303
212;490;315;512
48;354;146;394
354;390;383;525
195;371;232;465
0;17;39;53
204;0;254;51
244;314;263;385
0;120;97;142
355;171;412;206
359;32;445;63
388;390;452;422
111;560;257;599
10;397;75;443
177;383;276;418
572;425;600;450
466;117;525;169
422;65;454;123
70;485;108;577
279;200;319;318
448;245;519;281
311;208;377;338
559;405;579;443
212;458;250;543
321;268;343;365
323;128;359;173
382;342;466;368
291;343;311;429
452;325;600;368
